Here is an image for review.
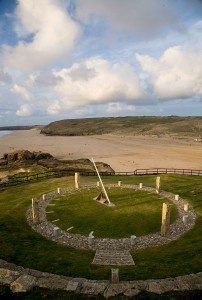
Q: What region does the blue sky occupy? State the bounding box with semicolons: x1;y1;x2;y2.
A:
0;0;201;125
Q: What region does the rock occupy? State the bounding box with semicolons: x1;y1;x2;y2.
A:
0;150;115;174
10;274;36;293
103;283;130;298
124;288;141;297
3;150;52;163
66;280;79;292
37;276;70;290
80;280;108;295
0;159;7;166
0;268;20;285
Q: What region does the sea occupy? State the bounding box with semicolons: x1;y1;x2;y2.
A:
0;131;13;138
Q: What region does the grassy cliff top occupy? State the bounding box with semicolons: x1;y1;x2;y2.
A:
41;116;202;137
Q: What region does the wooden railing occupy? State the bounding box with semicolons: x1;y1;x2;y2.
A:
0;168;201;188
134;168;202;176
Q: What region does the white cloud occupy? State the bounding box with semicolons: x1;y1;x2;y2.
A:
16;104;32;116
47;101;61;115
136;46;202;100
1;0;80;71
0;70;12;84
106;102;136;114
75;0;178;38
12;83;31;100
49;57;145;113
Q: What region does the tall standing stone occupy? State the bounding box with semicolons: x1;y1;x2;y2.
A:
156;176;161;194
31;198;40;224
139;183;143;189
183;215;189;225
118;181;121;187
175;194;179;201
111;269;119;283
75;172;80;189
97;181;100;187
184;203;189;212
161;203;170;236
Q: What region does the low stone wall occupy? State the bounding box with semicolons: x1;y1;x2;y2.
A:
0;259;201;297
26;184;196;251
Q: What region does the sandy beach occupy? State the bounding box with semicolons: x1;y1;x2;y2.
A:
0;128;201;171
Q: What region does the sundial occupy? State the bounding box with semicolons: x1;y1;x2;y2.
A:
91;157;115;207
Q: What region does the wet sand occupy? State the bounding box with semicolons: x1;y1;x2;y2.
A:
0;128;201;171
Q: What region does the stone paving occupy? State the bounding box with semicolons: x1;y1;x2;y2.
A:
26;184;196;266
0;259;201;297
92;250;135;265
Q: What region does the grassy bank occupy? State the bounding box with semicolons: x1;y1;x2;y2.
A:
41;116;202;137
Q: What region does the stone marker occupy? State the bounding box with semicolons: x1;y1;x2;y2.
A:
53;227;59;235
88;231;94;246
184;203;189;212
57;187;61;194
42;194;46;201
118;181;122;187
156;176;160;194
175;194;179;201
111;268;119;283
139;183;143;189
130;235;137;246
66;226;74;232
97;181;100;187
183;215;189;225
75;172;80;189
31;198;40;224
52;219;59;223
161;203;170;236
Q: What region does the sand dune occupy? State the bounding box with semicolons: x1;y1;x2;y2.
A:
0;128;201;171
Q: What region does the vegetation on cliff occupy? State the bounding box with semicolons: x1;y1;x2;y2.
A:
41;116;202;137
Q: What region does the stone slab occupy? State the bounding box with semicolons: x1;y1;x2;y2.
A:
92;250;135;265
0;268;20;285
10;274;36;293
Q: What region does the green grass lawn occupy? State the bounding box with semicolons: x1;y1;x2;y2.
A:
0;174;201;280
47;188;177;238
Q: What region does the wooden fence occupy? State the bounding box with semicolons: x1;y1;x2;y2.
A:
0;168;201;188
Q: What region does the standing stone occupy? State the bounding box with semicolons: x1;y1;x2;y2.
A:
130;235;137;246
156;176;161;194
175;194;179;201
97;181;100;187
75;172;80;189
184;203;189;212
118;181;122;187
161;203;170;236
183;215;189;225
111;268;119;283
31;198;40;224
57;187;61;194
88;236;94;247
42;194;46;201
139;183;143;189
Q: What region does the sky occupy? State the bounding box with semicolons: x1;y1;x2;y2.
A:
0;0;201;126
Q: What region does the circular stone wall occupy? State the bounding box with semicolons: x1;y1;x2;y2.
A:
26;184;196;251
